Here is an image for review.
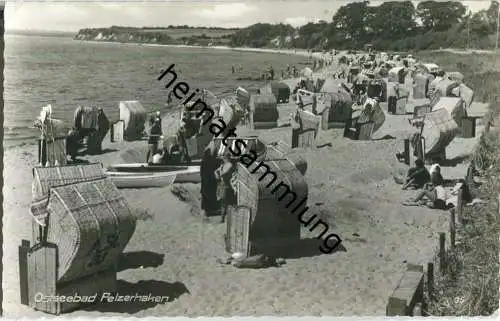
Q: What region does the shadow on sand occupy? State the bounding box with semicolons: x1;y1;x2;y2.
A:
83;280;190;314
264;237;347;259
117;251;165;272
439;154;471;167
101;148;119;154
68;158;90;165
317;142;333;148
371;134;396;141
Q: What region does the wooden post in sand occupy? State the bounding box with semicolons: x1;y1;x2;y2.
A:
439;232;446;275
456;189;464;225
427;262;434;300
449;209;456;252
498;194;500;220
19;240;30;306
403;139;411;166
417;137;425;162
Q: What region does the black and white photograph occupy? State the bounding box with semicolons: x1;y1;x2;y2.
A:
1;0;499;317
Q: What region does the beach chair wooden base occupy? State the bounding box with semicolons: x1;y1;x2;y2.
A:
23;241;117;315
225;206;252;256
388;96;397;114
291;128;317;148
458;116;481;138
343;121;374;141
413;105;432;118
37;137;68;166
110;120;124;143
321;105;352;130
251;121;278;130
396;97;407;115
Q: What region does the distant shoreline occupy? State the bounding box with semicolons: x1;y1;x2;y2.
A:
75;39;332;60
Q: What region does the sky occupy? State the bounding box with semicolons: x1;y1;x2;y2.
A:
4;0;494;32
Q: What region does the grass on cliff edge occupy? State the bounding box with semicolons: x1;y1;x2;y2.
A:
426;111;500;316
424;64;500;316
415;51;500;316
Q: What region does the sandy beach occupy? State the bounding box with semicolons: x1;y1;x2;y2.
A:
80;40;328;59
2;54;489;316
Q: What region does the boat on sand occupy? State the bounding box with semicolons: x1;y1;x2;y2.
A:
106;163;201;188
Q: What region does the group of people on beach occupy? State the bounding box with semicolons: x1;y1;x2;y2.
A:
232;64;275;80
66;107;109;162
395;159;472;210
145;111;190;165
144;105;236;223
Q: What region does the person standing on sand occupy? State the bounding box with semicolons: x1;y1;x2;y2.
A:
167;91;173;106
268;65;274;80
215;155;237;223
146;119;163;163
201;141;221;218
66;128;80;162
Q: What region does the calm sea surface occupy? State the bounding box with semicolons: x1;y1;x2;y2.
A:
4;35;310;147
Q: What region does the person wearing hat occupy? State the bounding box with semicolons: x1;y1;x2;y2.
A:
215;154;237;223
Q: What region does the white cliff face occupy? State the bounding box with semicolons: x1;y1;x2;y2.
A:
95;32;104;40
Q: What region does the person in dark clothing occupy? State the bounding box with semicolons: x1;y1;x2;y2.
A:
176;127;191;164
66;128;81;162
268;65;274;80
92;108;109;154
393;159;431;190
146;119;162;163
404;173;448;210
167;91;173;106
201;141;221;218
402;159;431;189
215;155;237;223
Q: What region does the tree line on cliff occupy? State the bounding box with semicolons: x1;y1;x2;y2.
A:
230;0;500;51
74;0;500;51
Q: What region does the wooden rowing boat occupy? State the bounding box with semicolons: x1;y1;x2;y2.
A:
106;164;200;188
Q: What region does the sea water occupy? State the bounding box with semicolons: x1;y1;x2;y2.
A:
4;34;310;148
